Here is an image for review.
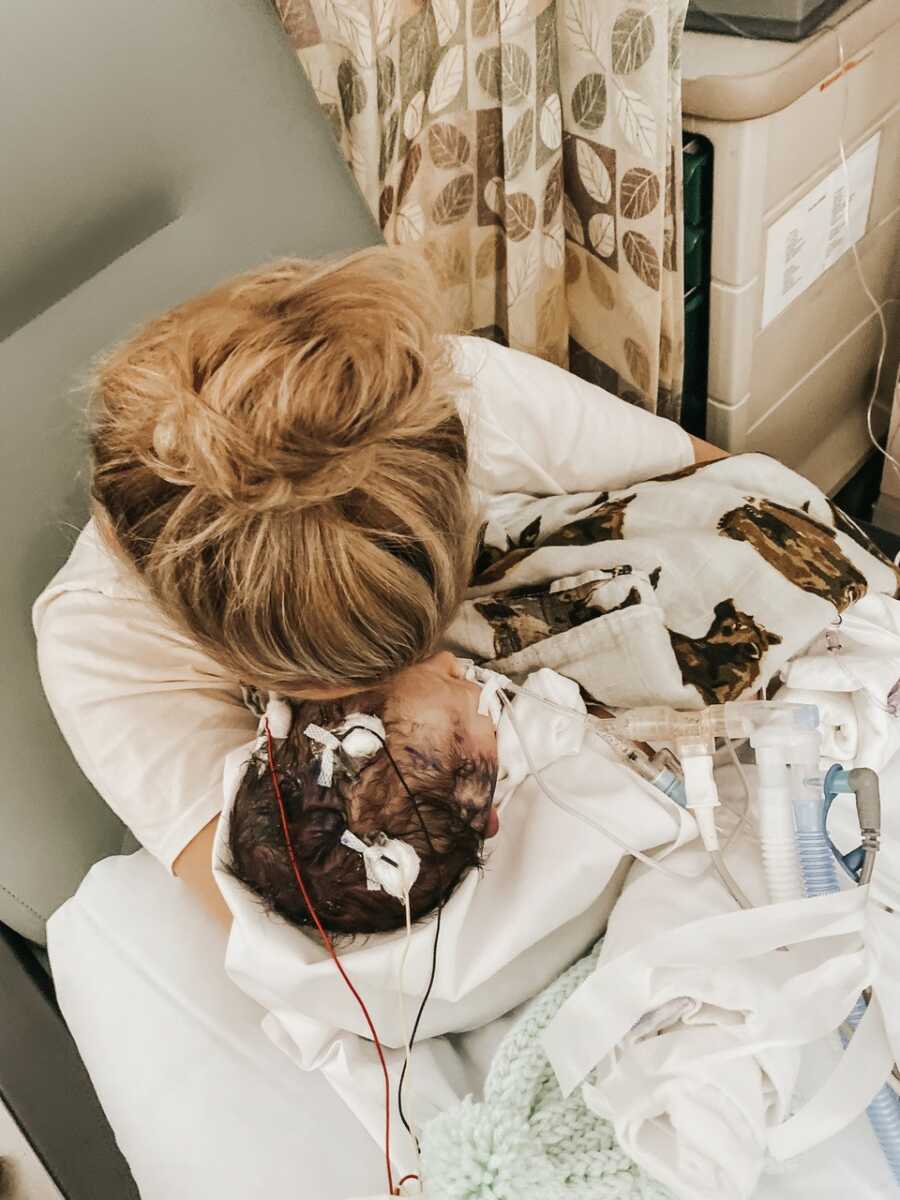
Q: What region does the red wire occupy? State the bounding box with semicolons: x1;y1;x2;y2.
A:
264;721;397;1197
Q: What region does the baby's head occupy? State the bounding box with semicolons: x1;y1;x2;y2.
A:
228;653;499;935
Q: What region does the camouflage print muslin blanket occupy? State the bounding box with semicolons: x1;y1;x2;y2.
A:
445;453;900;710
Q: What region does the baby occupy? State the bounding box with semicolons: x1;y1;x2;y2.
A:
218;652;692;1182
228;652;503;934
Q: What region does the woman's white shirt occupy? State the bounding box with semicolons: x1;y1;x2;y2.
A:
451;336;692;500
31;336;692;868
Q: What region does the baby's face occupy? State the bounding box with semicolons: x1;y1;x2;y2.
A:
379;651;500;837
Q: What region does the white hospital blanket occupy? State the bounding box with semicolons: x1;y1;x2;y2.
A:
47;813;899;1199
45;594;900;1197
541;596;900;1200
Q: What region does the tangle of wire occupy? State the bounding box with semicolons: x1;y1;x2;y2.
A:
264;719;398;1196
267;714;492;1193
358;728;448;1150
498;685;752;904
266;717;454;1195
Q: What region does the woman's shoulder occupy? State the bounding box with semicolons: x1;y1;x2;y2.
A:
32;514;250;871
448;334;541;403
33;517;149;619
31;517;198;662
448;334;693;499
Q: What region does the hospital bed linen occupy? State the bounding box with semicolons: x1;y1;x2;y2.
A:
541;602;900;1200
777;591;900;772
47;768;900;1200
448;455;900;715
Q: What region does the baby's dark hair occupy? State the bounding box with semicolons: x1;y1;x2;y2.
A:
227;694;496;934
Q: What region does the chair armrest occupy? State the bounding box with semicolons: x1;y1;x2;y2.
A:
0;922;139;1199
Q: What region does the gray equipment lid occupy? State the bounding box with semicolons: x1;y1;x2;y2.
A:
682;0;897;120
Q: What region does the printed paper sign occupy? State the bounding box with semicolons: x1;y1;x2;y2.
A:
762;131;881;328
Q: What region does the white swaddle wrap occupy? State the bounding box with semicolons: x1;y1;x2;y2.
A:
776;593;900;771
212;668;689;1175
541;596;900;1200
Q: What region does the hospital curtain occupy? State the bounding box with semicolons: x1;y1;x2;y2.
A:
274;0;688;420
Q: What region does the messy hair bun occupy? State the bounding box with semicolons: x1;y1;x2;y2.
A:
88;247;476;692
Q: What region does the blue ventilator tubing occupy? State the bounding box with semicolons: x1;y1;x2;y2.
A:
793;766;900;1189
651;766;687;808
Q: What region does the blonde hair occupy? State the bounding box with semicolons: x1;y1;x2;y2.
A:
88;248;477;694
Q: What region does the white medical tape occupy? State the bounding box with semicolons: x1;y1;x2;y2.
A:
262;696;293;740
303;714;387;787
254;696;293;774
542;884;869;1098
545;887;896;1164
768;990;895;1160
464;664;511;728
340;830;421;900
304;724;342;787
334;713;386;762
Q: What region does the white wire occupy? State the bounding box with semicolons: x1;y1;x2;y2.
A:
828;26;898;490
714;737;748;765
398;892;417;1149
710;848;753;910
499;692;712;884
828;648;898;716
498;681;763;911
823;626;899;716
722;734;754;852
500;678;619;733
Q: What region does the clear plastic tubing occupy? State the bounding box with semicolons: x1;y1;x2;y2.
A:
753;742;805;904
584;700;819;747
792;776;900;1190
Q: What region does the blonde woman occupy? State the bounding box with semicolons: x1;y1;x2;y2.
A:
33;247;723;925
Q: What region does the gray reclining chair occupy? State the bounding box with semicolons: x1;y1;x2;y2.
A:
0;2;378;1194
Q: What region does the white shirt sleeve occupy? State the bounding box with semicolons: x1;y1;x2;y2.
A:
33;526;256;871
452;336;694;498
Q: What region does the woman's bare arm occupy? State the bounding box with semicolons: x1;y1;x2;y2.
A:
173;816;232;927
688;433;729;464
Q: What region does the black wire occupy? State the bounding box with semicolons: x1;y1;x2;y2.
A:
340;726;447;1142
397;900;442;1140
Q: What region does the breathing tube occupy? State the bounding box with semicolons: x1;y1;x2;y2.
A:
468;666;900;1177
505;684;822;910
749;717;818;904
791;764;900;1188
467;665;801;908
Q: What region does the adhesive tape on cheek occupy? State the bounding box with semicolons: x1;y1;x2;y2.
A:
464;665;510;728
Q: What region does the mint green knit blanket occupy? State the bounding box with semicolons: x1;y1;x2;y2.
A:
419;943;672;1200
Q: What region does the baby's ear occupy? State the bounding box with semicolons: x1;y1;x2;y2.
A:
452;758;497;824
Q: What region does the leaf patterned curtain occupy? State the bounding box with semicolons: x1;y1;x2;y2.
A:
275;0;688;419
